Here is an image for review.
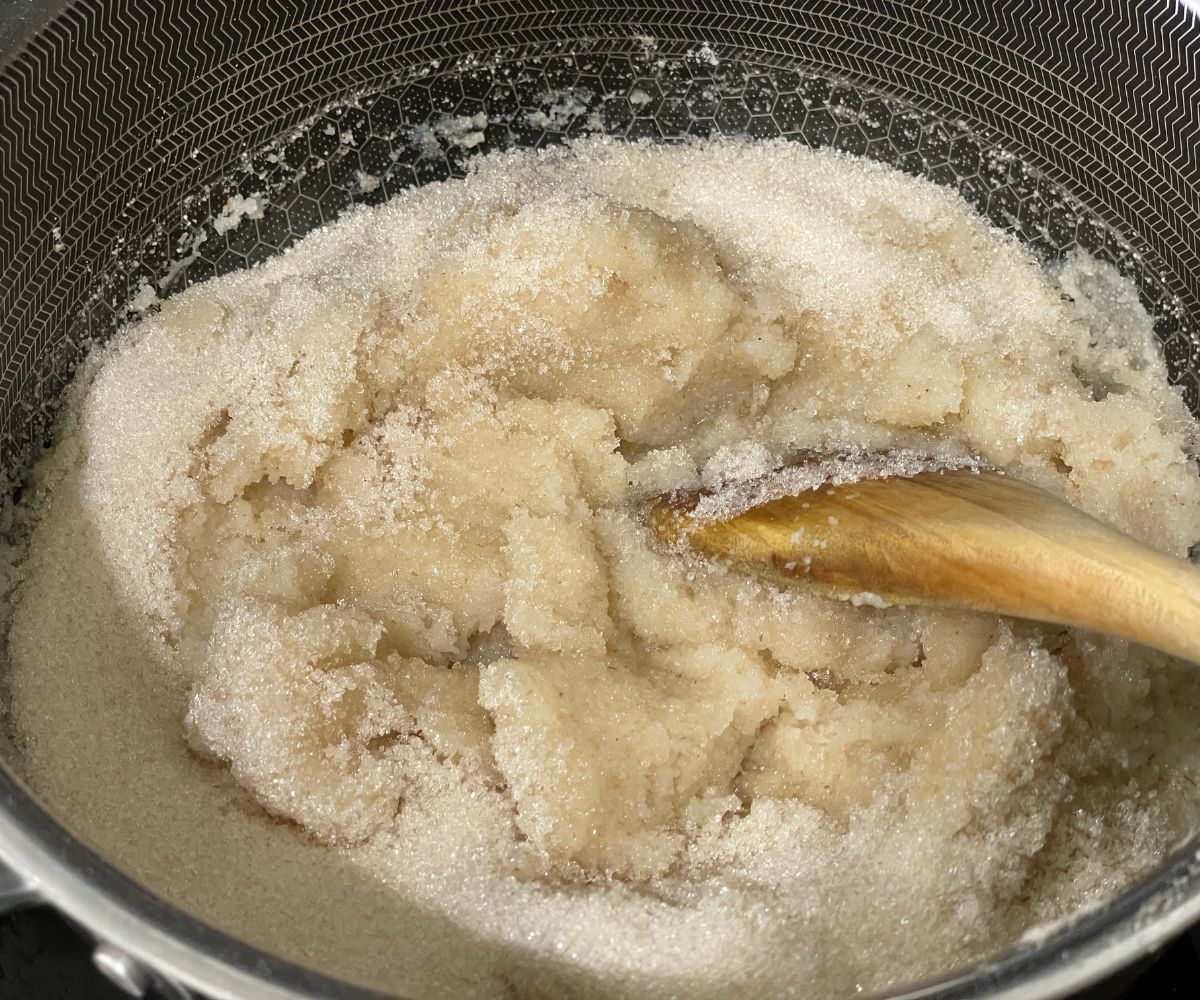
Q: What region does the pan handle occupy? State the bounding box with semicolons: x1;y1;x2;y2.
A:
0;856;38;914
92;941;195;999
0;857;191;999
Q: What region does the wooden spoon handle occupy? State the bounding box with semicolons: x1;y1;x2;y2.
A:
651;469;1200;663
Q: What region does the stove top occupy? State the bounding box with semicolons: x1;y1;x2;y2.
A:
1;905;1195;998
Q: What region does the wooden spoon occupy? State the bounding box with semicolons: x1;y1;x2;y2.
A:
648;461;1200;663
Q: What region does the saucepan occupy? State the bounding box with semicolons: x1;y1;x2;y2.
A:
1;1;1199;997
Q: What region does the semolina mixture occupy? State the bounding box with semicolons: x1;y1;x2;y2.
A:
7;137;1200;998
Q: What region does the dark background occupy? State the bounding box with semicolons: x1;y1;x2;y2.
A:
0;905;1196;999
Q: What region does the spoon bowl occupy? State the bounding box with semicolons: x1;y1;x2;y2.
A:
651;463;1200;663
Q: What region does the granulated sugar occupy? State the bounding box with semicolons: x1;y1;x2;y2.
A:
8;138;1200;998
689;445;987;523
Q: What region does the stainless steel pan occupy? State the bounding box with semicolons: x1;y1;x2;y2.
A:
2;2;1199;996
